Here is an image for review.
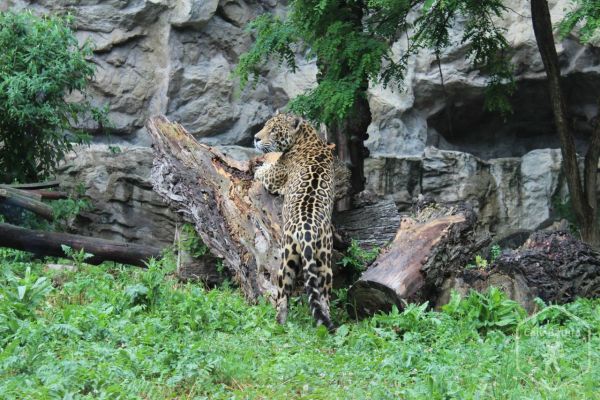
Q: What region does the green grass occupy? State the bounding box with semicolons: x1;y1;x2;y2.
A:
1;248;599;399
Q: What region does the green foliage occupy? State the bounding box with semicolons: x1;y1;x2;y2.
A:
50;196;92;230
442;287;526;335
0;249;599;398
235;0;516;126
490;244;502;262
560;0;600;43
466;244;502;269
338;239;379;280
0;11;107;183
552;195;581;234
0;265;52;321
180;223;209;258
60;244;94;268
411;0;515;113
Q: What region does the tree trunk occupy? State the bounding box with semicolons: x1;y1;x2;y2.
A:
334;197;400;248
145;115;377;302
146;115;283;301
530;0;599;247
331;92;371;211
348;203;483;318
0;222;162;267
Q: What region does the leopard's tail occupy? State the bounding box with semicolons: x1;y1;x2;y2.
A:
301;247;335;333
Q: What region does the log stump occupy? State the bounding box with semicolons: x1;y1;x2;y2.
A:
347;203;483;318
437;230;600;312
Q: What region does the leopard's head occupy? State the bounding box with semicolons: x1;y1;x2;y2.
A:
254;112;303;153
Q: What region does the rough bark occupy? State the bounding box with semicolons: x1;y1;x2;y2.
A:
438;230;600;312
530;0;599;247
331;93;371;211
146;115;282;301
32;190;68;200
334;197;400;248
0;188;54;220
0;222;162;267
348;203;483;318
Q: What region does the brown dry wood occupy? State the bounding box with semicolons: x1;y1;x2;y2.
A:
146;115;282;301
33;190;68;200
437;230;600;312
348;203;480;318
491;231;600;304
0;188;54;220
0;222;162;267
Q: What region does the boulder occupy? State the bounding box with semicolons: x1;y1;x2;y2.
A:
365;147;575;237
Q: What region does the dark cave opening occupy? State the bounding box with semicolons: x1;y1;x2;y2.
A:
427;73;600;159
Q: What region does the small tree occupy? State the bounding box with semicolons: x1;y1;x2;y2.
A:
0;11;105;183
529;0;600;246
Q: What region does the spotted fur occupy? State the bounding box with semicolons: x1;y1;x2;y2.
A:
254;112;335;332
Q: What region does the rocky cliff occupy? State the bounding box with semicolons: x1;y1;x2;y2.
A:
4;0;598;154
4;0;599;243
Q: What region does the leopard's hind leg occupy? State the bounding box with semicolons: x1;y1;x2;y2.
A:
301;239;335;332
276;236;300;325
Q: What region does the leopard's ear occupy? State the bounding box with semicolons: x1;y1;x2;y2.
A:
291;115;303;131
275;109;280;116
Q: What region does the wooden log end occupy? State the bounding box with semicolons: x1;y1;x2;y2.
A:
347;280;404;319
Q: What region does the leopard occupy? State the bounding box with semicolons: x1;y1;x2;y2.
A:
254;112;336;332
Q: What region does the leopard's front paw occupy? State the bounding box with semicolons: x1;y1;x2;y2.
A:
254;162;272;181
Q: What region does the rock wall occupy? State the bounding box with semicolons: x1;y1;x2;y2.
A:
55;145;596;247
365;147;576;236
56;145;182;247
4;0;599;243
4;0;598;155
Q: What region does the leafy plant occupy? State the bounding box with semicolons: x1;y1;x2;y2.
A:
442;287;526;335
559;0;600;44
235;0;515;128
180;223;209;258
60;244;93;268
489;244;502;262
108;145;122;155
0;248;598;399
51;196;92;228
551;195;582;235
466;245;502;269
0;266;52;321
338;239;379;281
0;11;107;183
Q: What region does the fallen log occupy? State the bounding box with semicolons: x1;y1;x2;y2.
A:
0;222;162;267
347;203;483;318
334;196;400;248
10;180;60;190
0;185;42;201
0;188;54;220
32;190;69;200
